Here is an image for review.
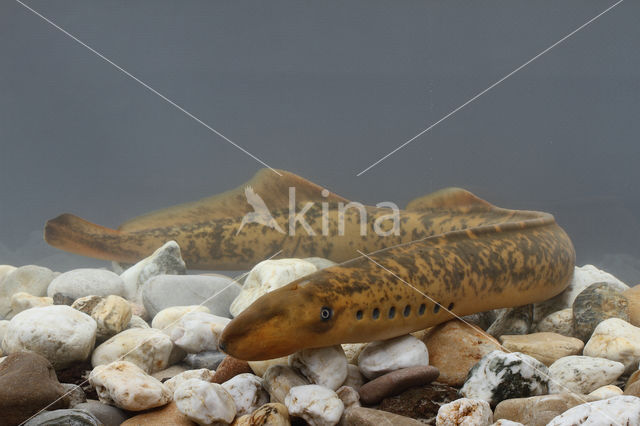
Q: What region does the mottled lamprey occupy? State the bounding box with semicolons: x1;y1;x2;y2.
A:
44;169;575;360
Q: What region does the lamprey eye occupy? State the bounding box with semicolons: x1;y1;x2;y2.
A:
320;306;332;321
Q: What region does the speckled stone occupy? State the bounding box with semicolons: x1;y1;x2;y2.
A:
234;403;290;426
494;393;594;426
285;384;344;426
460;351;549;406
378;383;459;423
358;366;439;406
499;333;584;366
548;356;625;394
547;395;640;425
535;308;574;337
222;373;269;416
487;305;533;338
623;285;640;327
572;282;629;342
72;295;132;340
423;319;503;386
435;398;493;426
583;318;640;373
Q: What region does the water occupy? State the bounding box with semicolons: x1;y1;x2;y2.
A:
1;0;639;283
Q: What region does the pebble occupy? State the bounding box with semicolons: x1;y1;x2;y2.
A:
303;257;337;270
499;332;583;366
487;305;533;338
583;318;640;373
164;368;216;393
263;364;310;404
359;365;439;406
62;383;87;407
535;308;574;337
0;264;16;284
92;328;173;374
423;319;503;386
248;356;289;377
342;343;367;365
151;305;210;333
289;345;348;390
230;258;317;316
174;378;237;425
493;393;592;426
212;355;253;383
72;295;132;340
547;395;640;425
436;398;493;426
23;409;102;426
0;265;55;317
342;364;365;391
89;360;172;411
170;311;230;353
7;292;53;319
151;363;189;381
378;383;459;423
47;268;126;300
120;240;186;302
358;335;429;380
222;372;269;416
491;420;524;426
624;380;640;397
588;384;623;399
534;264;629;322
285;384;344;426
460;351;549;406
184;350;227;370
0;352;69;425
234;402;290;426
126;314;150;330
548;355;625;394
336;385;361;409
344;406;425;425
2;305;97;369
572;282;629;341
623;285;640;327
75;400;130;426
143;274;240;318
121;401;195;425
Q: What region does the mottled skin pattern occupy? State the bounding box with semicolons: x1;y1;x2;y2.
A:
44;169;575;362
218;193;575;360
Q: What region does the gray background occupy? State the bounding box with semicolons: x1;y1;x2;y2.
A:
1;1;639;282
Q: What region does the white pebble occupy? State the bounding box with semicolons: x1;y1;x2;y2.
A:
548;356;625;394
8;292;52;318
289;345;348;390
2;305;96;369
436;398;493;426
357;334;429;379
92;328;173;374
285;385;344;426
174;378;236;425
151;305;210;334
587;385;623;400
0;265;55;317
222;373;269;416
584;318;640;373
230;258;317;316
164;368;216;394
170;311;230;353
547;395;640;425
89;360;171;411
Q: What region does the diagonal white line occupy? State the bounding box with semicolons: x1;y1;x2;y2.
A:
356;249;624;426
18;250;282;426
356;0;625;176
15;0;282;177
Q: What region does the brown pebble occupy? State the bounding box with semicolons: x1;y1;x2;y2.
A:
358;365;439;406
211;356;253;384
122;401;195;425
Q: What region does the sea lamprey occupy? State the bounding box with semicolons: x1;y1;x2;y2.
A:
44;169;575;361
